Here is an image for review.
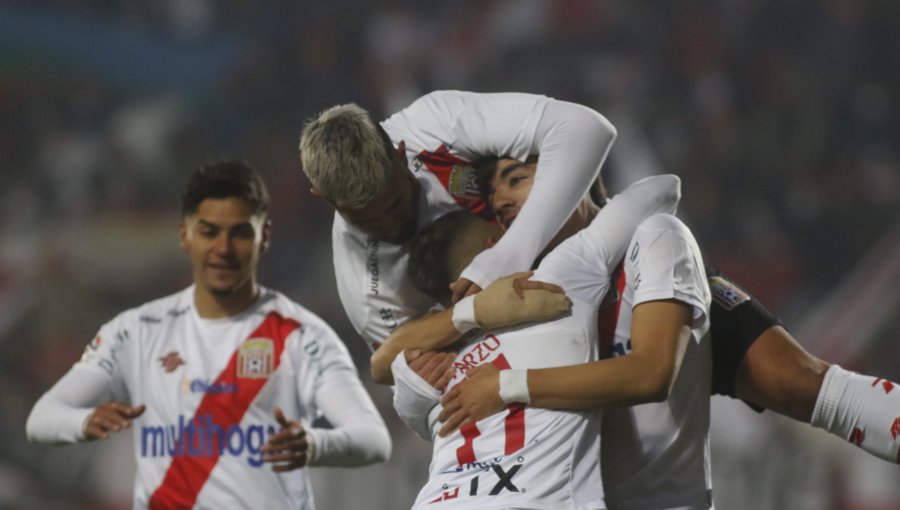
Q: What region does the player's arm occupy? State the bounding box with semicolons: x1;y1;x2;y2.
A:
263;376;391;470
522;299;693;408
263;323;392;470
26;365;143;443
438;300;693;434
371;273;572;385
455;98;618;299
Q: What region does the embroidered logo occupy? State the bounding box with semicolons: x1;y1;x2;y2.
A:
159;351;186;373
237;338;275;378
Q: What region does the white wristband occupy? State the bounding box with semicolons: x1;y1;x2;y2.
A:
451;295;478;332
498;369;530;404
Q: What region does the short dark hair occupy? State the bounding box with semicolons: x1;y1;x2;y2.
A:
408;210;483;305
472;156;608;207
181;159;270;218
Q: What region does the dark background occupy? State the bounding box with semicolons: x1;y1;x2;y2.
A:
1;1;898;508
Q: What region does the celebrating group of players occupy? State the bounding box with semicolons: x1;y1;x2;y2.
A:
27;91;900;509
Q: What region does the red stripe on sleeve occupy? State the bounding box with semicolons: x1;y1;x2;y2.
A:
148;312;300;510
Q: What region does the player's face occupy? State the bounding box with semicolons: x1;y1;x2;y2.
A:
336;161;420;244
489;158;536;229
180;197;269;299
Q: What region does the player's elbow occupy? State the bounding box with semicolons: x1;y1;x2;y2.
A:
370;350;394;385
371;428;392;464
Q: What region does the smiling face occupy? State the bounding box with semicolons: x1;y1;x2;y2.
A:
180;197;270;315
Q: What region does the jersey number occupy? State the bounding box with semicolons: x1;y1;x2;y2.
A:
455;354;525;466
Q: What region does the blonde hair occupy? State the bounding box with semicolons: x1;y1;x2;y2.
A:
299;103;395;209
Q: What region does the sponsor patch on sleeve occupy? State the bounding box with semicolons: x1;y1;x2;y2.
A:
709;276;751;310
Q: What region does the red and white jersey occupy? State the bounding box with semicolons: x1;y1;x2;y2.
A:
333;90;614;350
599;214;713;510
78;286;360;510
412;178;683;510
414;233;615;509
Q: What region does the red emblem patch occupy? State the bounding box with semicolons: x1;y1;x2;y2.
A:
159;351;186;373
891;417;900;441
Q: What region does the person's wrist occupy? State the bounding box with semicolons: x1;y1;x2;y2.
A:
451;295;478;332
498;369;530;404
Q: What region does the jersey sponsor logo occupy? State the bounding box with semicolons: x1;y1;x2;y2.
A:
237;338;274;378
709;276;750;310
159;351;186;373
149;312;299;510
440;456;504;474
184;379;238;395
140;314;162;324
429;462;526;504
140;414;276;467
167;306;190;318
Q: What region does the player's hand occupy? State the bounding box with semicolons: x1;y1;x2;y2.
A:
406;349;456;392
83;402;145;440
261;407;311;471
438;364;504;437
450;278;482;304
474;272;571;330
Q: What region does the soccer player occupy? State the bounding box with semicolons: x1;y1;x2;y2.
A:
373;172;689;509
440;157;900;469
299;90;618;351
25;160;391;510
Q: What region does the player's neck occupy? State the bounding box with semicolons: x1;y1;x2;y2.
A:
193;282;260;319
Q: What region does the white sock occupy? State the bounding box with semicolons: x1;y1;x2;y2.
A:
810;365;900;464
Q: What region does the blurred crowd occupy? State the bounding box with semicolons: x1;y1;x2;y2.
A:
1;1;898;509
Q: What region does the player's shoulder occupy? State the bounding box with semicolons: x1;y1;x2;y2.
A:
259;288;338;337
103;286;193;331
635;213;692;237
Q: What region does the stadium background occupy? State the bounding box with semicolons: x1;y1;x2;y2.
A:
1;1;898;508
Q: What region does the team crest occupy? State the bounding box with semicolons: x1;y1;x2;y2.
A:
709;276;751;310
237;338;275;378
448;165;481;200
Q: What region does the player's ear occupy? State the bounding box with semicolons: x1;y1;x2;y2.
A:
179;220;189;252
260;219;272;253
395;140;408;166
310;188;322;198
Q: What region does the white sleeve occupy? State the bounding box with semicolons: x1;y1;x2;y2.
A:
26;365;113;444
297;316;391;467
306;372;392;467
390;352;441;441
535;174;682;307
460;99;618;288
628;214;711;330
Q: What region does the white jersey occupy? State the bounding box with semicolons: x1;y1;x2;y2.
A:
332;90;617;350
78;286;364;510
411;176;683;510
599;214;713;510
